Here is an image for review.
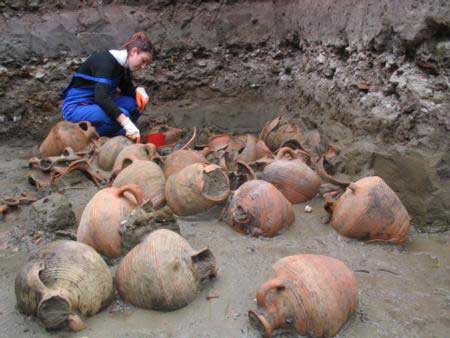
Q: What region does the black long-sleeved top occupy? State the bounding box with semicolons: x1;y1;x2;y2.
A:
71;51;136;120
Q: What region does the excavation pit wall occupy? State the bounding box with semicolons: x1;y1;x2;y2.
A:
0;1;449;336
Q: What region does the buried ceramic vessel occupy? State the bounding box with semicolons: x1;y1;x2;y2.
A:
115;229;217;311
15;240;113;332
259;116;302;151
262;148;321;204
249;254;358;338
237;134;257;163
324;176;410;244
163;149;209;178
40;121;98;157
77;184;143;258
255;139;274;160
112;157;166;209
223;180;294;237
96;136;133;171
111;143;157;176
165;163;230;216
207;133;233;151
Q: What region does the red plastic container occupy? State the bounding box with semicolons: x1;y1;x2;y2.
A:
142;133;165;147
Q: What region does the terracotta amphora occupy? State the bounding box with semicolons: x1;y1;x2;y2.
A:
40;121;99;157
116;229;217;311
165;163;230;216
112;158;166;209
324;176;410;244
249;254;358;338
15;240;113;332
223;180;294;237
97;136;133;171
77;184;143;258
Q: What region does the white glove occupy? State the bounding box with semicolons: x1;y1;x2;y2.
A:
135;87;149;112
120;117;140;142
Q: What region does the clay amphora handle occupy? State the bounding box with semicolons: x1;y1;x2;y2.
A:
259;116;280;142
62;147;76;158
25;262;50;295
256;277;286;308
275;147;296;160
111;155;137;181
117;184;144;206
295;149;312;164
248;310;273;338
78;121;99;140
316;156;350;188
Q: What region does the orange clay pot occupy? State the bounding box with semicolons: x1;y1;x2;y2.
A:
237;134;257;163
77;184;143;258
15;240;113;332
259;116;302;151
40;121;99;157
97;136;133;171
324;176;410;244
112;158;166;209
249;254;358;338
163;149;209;178
165;163;230;216
163;127;183;145
111;143;157;177
115;229;217;311
255;140;274;159
207;134;233;151
223;180;294;237
262;148;321;204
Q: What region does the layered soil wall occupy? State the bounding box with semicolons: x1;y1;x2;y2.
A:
0;0;449;231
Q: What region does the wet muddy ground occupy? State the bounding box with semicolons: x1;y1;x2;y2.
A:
0;140;449;338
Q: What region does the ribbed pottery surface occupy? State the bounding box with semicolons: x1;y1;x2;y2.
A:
113;160;166;209
258;254;358;338
112;143;156;175
77;186;141;257
97;136;132;171
165;163;229;216
264;118;301;151
116;229;200;311
262;159;321;204
39;121;95;157
15;240;113;318
163;149;208;178
224;180;294;237
331;176;410;244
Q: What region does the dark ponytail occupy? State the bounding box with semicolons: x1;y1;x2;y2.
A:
121;32;153;54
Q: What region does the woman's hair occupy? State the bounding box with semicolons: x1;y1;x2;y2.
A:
121;32;153;54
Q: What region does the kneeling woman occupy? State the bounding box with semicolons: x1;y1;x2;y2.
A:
61;32;152;143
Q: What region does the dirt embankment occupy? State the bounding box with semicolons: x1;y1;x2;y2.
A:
0;0;449;230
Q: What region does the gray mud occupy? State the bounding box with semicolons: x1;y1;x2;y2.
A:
0;141;449;338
